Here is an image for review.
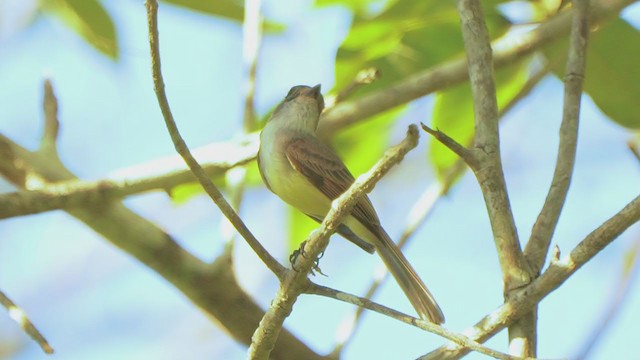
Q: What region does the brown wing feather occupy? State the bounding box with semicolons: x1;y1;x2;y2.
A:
285;136;381;231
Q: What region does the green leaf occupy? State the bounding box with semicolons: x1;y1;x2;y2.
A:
429;59;531;183
46;0;118;59
168;174;227;204
544;18;640;129
287;208;318;251
334;0;511;99
315;0;390;15
160;0;285;32
160;0;244;21
333;106;404;176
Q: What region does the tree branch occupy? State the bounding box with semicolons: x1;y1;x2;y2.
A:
420;122;477;168
330;62;552;358
248;125;420;359
456;0;537;356
0;136;257;219
0;290;54;355
457;0;531;290
0;133;324;360
514;1;591;356
145;0;285;277
525;0;590;275
310;284;528;360
317;0;633;138
420;194;640;359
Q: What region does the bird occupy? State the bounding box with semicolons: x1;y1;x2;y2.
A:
257;84;444;324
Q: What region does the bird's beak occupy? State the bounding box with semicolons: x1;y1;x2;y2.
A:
311;84;321;97
299;84;322;100
299;84;324;113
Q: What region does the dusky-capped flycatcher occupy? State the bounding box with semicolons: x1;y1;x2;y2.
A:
258;84;444;324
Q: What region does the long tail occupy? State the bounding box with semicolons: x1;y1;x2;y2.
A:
374;228;445;324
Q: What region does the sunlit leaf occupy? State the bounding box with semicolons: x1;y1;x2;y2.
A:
333;106;404;175
46;0;118;59
429;60;531;183
161;0;244;20
544;18;640;129
315;0;391;16
168;174;227;204
160;0;284;32
287;208;318;251
334;0;510;99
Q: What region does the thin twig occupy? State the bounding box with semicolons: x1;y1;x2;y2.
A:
525;0;590;275
248;125;420;360
311;284;529;360
144;0;285;277
39;79;59;155
420;194;640;359
627;140;640;163
420;122;477;168
0;290;54;354
325;67;381;109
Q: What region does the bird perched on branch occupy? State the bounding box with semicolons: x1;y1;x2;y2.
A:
258;84;444;324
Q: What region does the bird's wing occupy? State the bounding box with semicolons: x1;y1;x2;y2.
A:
284;136;381;231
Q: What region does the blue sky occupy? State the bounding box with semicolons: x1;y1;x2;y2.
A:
1;1;639;359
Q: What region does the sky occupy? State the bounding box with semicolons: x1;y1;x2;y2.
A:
1;0;639;359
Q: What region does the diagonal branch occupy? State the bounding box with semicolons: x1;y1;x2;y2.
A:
0;290;54;355
525;0;591;274
420;122;477;168
317;0;634;138
247;125;420;360
330;63;552;358
0;133;324;360
145;0;285;278
420;193;640;360
0;136;258;219
310;284;527;360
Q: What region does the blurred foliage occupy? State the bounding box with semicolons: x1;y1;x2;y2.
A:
544;18;640;129
330;0;511;99
161;0;244;20
168;173;227;204
38;0;281;59
325;0;514;191
43;0;118;59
